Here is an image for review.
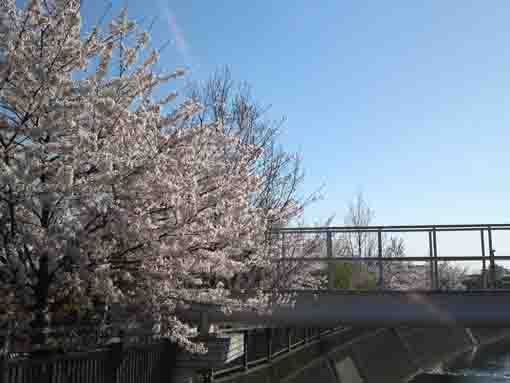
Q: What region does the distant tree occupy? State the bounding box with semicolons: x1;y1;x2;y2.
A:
382;236;415;289
335;192;409;288
434;262;468;290
493;264;510;280
462;274;483;290
333;262;376;290
342;192;376;258
186;67;323;291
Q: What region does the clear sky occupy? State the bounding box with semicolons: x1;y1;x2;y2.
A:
79;1;510;265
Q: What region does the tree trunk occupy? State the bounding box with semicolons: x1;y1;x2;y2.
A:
31;253;50;349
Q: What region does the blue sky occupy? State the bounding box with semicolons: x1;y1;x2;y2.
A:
78;1;510;262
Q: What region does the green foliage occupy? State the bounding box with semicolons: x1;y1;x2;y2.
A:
334;262;353;289
334;262;377;290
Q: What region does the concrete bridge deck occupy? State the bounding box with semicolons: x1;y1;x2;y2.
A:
177;290;510;328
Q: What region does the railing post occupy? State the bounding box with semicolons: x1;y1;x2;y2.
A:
327;231;334;290
377;229;383;288
205;370;214;383
488;227;496;288
0;354;5;383
164;340;178;382
280;232;286;287
107;341;123;383
480;230;487;289
287;328;292;352
266;328;272;362
243;330;249;370
428;231;435;289
43;362;53;383
433;228;439;289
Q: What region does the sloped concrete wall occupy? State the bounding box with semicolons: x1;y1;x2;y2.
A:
394;327;473;370
280;358;337;383
348;329;417;383
314;327;508;383
215;327;510;383
470;328;510;345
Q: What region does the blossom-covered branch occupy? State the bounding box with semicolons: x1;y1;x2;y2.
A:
0;0;292;351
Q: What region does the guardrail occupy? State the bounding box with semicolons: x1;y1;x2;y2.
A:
206;326;343;382
0;337;175;383
270;224;510;290
0;322;160;357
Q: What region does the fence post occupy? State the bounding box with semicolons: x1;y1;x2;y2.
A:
266;328;272;362
432;228;439;289
243;330;249;370
488;227;496;288
327;231;334;290
280;232;286;288
0;354;5;383
428;231;435;289
107;341;123;383
480;230;487;289
46;362;54;383
377;230;383;288
205;369;214;383
163;341;179;383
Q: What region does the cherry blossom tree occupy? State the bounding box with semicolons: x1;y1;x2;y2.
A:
434;261;468;290
0;0;279;351
186;68;323;291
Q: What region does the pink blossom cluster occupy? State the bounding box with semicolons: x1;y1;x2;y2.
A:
0;0;300;351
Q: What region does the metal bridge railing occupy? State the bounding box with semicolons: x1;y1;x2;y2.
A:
270;224;510;291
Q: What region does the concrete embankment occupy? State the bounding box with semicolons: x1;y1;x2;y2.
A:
215;327;510;383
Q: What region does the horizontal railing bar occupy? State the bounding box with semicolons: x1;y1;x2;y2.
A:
291;339;306;347
273;255;510;262
212;364;245;377
247;356;269;368
270;229;504;234
0;321;156;333
216;326;269;334
0;327;158;337
271;228;510;234
271;223;510;233
271;348;288;359
6;349;111;366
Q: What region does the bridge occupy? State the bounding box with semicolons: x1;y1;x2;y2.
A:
179;224;510;329
174;224;510;383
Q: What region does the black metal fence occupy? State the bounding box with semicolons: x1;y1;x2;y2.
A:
0;322;160;357
1;326;342;383
271;224;510;290
0;339;176;383
207;326;341;382
0;323;177;383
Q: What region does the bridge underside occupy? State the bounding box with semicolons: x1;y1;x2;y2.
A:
177;290;510;328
